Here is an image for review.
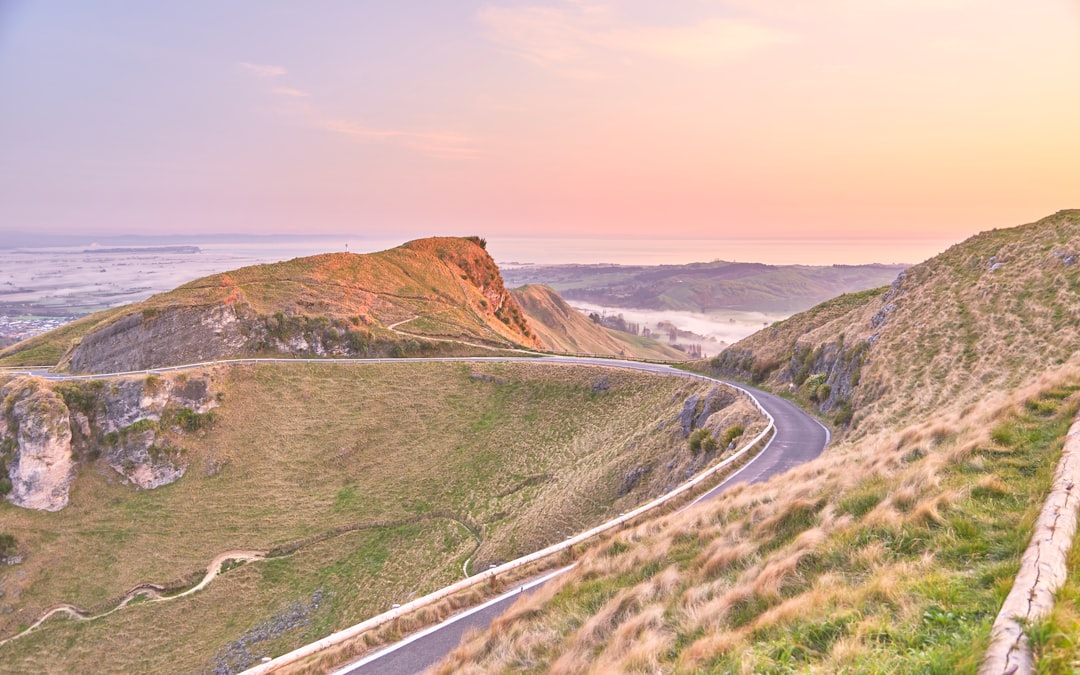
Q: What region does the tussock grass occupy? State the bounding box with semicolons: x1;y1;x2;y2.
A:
0;361;747;672
432;363;1080;674
710;210;1080;437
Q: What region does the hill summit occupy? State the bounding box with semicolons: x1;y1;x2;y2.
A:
55;236;539;373
713;209;1080;436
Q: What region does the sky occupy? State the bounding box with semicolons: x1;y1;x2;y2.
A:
0;1;1078;263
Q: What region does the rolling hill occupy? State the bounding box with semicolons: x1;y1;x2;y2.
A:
501;260;908;313
0;237;696;372
712;209;1080;435
0;361;762;672
1;237;538;373
511;284;689;360
431;210;1080;673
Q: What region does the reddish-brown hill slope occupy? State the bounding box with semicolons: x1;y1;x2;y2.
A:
43;237;539;373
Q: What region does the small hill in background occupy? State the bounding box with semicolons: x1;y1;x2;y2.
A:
512;284;689;360
502;260;908;313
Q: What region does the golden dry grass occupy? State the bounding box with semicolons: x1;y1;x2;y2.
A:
429;356;1080;674
0;360;750;672
713;210;1080;436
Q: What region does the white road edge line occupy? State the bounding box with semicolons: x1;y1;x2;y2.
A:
332;565;574;674
5;356;787;673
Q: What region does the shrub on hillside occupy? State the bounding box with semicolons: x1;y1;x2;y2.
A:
721;425;745;448
689;428;718;454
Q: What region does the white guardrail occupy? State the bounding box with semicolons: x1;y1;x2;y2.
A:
3;356;775;673
239;367;775;675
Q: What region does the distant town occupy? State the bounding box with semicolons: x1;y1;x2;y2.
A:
0;315;74;345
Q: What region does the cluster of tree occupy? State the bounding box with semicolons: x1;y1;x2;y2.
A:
587;312;641;336
672;343;703;358
587;311;707;357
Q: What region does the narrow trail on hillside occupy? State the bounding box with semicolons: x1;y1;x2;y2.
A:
0;510;487;649
385;313;531;354
0;550;265;648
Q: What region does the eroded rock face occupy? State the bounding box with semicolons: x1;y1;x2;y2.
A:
0;372;218;510
97;376;217;489
63;305;253;374
104;427;186;490
3;382;75;512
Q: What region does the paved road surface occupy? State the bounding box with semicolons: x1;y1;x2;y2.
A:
4;357;828;675
340;370;829;675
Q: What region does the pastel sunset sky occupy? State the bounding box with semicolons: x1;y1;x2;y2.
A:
1;1;1077;259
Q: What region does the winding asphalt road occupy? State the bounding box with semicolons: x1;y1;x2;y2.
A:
4;356;828;675
332;362;829;675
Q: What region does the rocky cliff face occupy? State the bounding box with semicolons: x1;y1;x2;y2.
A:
0;371;219;510
400;236;539;346
0;380;75;511
63;304;254;374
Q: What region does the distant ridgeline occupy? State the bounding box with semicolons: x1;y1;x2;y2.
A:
81;246;201;254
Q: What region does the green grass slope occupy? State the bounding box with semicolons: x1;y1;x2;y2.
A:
0;361;762;673
713;209;1080;435
431;210;1080;674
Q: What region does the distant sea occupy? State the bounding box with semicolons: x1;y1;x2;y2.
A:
2;232;955;267
195;236;954;268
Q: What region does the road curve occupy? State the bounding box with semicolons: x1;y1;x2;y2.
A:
335;364;829;675
3;356;828;674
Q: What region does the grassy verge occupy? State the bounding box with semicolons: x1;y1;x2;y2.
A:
433;380;1080;673
0;308;125;367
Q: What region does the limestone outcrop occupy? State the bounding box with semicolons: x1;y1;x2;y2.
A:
0;379;75;511
0;372;219;510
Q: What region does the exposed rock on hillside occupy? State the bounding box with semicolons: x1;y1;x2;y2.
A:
0;379;74;511
54;237;540;374
65;305;249;374
0;371;219;509
711;209;1080;435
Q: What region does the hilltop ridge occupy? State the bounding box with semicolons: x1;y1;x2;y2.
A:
713;209;1080;436
501;259;908;313
9;237;539;373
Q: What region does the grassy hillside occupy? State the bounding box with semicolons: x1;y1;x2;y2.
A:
0;237;541;372
136;236;534;345
0;361;761;673
432;210;1080;673
512;284;689;360
502;261;907;313
713;209;1080;435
